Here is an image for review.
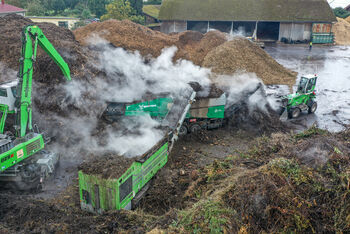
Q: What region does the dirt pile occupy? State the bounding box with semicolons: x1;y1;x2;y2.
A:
203;38;297;88
74;20;228;66
74;20;296;87
79;154;134;179
175;30;228;65
74;19;177;58
346;16;350;23
333;17;350;45
0;14;99;115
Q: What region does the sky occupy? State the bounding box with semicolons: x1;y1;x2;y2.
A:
328;0;349;8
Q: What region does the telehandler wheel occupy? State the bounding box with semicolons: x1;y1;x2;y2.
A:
179;125;188;136
308;102;317;114
190;124;201;133
289;108;301;119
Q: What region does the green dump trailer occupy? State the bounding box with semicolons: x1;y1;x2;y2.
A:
181;93;226;134
79;139;169;213
79;89;196;213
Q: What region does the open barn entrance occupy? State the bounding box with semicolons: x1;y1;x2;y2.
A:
187;21;208;34
257;22;280;41
233;22;256;37
209;21;232;33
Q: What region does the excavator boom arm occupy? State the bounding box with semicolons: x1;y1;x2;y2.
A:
17;25;71;137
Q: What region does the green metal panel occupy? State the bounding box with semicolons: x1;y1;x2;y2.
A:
125;98;173;119
311;33;334;44
0;134;44;172
79;142;169;213
206;105;225;118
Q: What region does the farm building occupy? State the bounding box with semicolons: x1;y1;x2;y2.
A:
159;0;336;43
142;5;161;30
26;16;80;30
0;0;26;17
345;4;350;12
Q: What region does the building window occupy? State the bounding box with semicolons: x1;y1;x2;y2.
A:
58;21;68;28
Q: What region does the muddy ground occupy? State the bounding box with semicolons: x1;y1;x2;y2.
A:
265;44;350;132
0;126;348;233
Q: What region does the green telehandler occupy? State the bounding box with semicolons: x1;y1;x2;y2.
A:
280;74;318;119
0;25;71;190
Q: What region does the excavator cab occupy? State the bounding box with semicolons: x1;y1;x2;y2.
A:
0;80;18;112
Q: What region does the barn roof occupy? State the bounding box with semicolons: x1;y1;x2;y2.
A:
0;3;25;13
159;0;336;23
143;5;161;19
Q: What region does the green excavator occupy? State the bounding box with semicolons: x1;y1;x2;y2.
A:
0;25;71;190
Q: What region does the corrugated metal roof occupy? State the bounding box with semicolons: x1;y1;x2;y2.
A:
0;3;25;13
159;0;336;23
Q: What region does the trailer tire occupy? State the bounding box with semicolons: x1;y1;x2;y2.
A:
289;108;301;119
179;125;188;136
308;101;317;114
190;124;201;133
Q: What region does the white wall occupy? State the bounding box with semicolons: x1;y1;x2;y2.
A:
161;20;187;33
279;23;312;41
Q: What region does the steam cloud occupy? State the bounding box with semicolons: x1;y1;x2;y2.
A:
39;37;272;159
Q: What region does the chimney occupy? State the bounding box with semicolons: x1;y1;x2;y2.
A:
1;0;4;5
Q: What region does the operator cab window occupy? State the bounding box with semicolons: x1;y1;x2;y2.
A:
298;77;308;93
306;80;313;92
0;88;7;97
11;87;16;97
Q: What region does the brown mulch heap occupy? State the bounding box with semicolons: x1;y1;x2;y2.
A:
74;19;177;59
0;14;95;84
333;17;350;45
0;14;100;115
202;38;297;88
74;20;228;66
174;30;228;65
79;154;134;179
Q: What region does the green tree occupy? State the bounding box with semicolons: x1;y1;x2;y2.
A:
63;0;80;9
27;0;46;15
101;0;144;24
101;0;132;20
333;7;350;19
88;0;110;18
5;0;23;7
50;0;66;14
128;0;142;15
81;8;92;19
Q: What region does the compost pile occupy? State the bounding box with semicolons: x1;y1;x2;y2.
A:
79;154;134;179
333;17;350;45
203;38;297;88
74;19;177;59
161;127;350;233
1;127;347;233
74;20;227;66
74;20;296;89
346;15;350;23
0;14;99;115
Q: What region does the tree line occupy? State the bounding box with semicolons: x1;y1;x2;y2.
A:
6;0;159;21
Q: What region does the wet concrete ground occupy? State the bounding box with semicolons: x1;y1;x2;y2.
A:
265;44;350;132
